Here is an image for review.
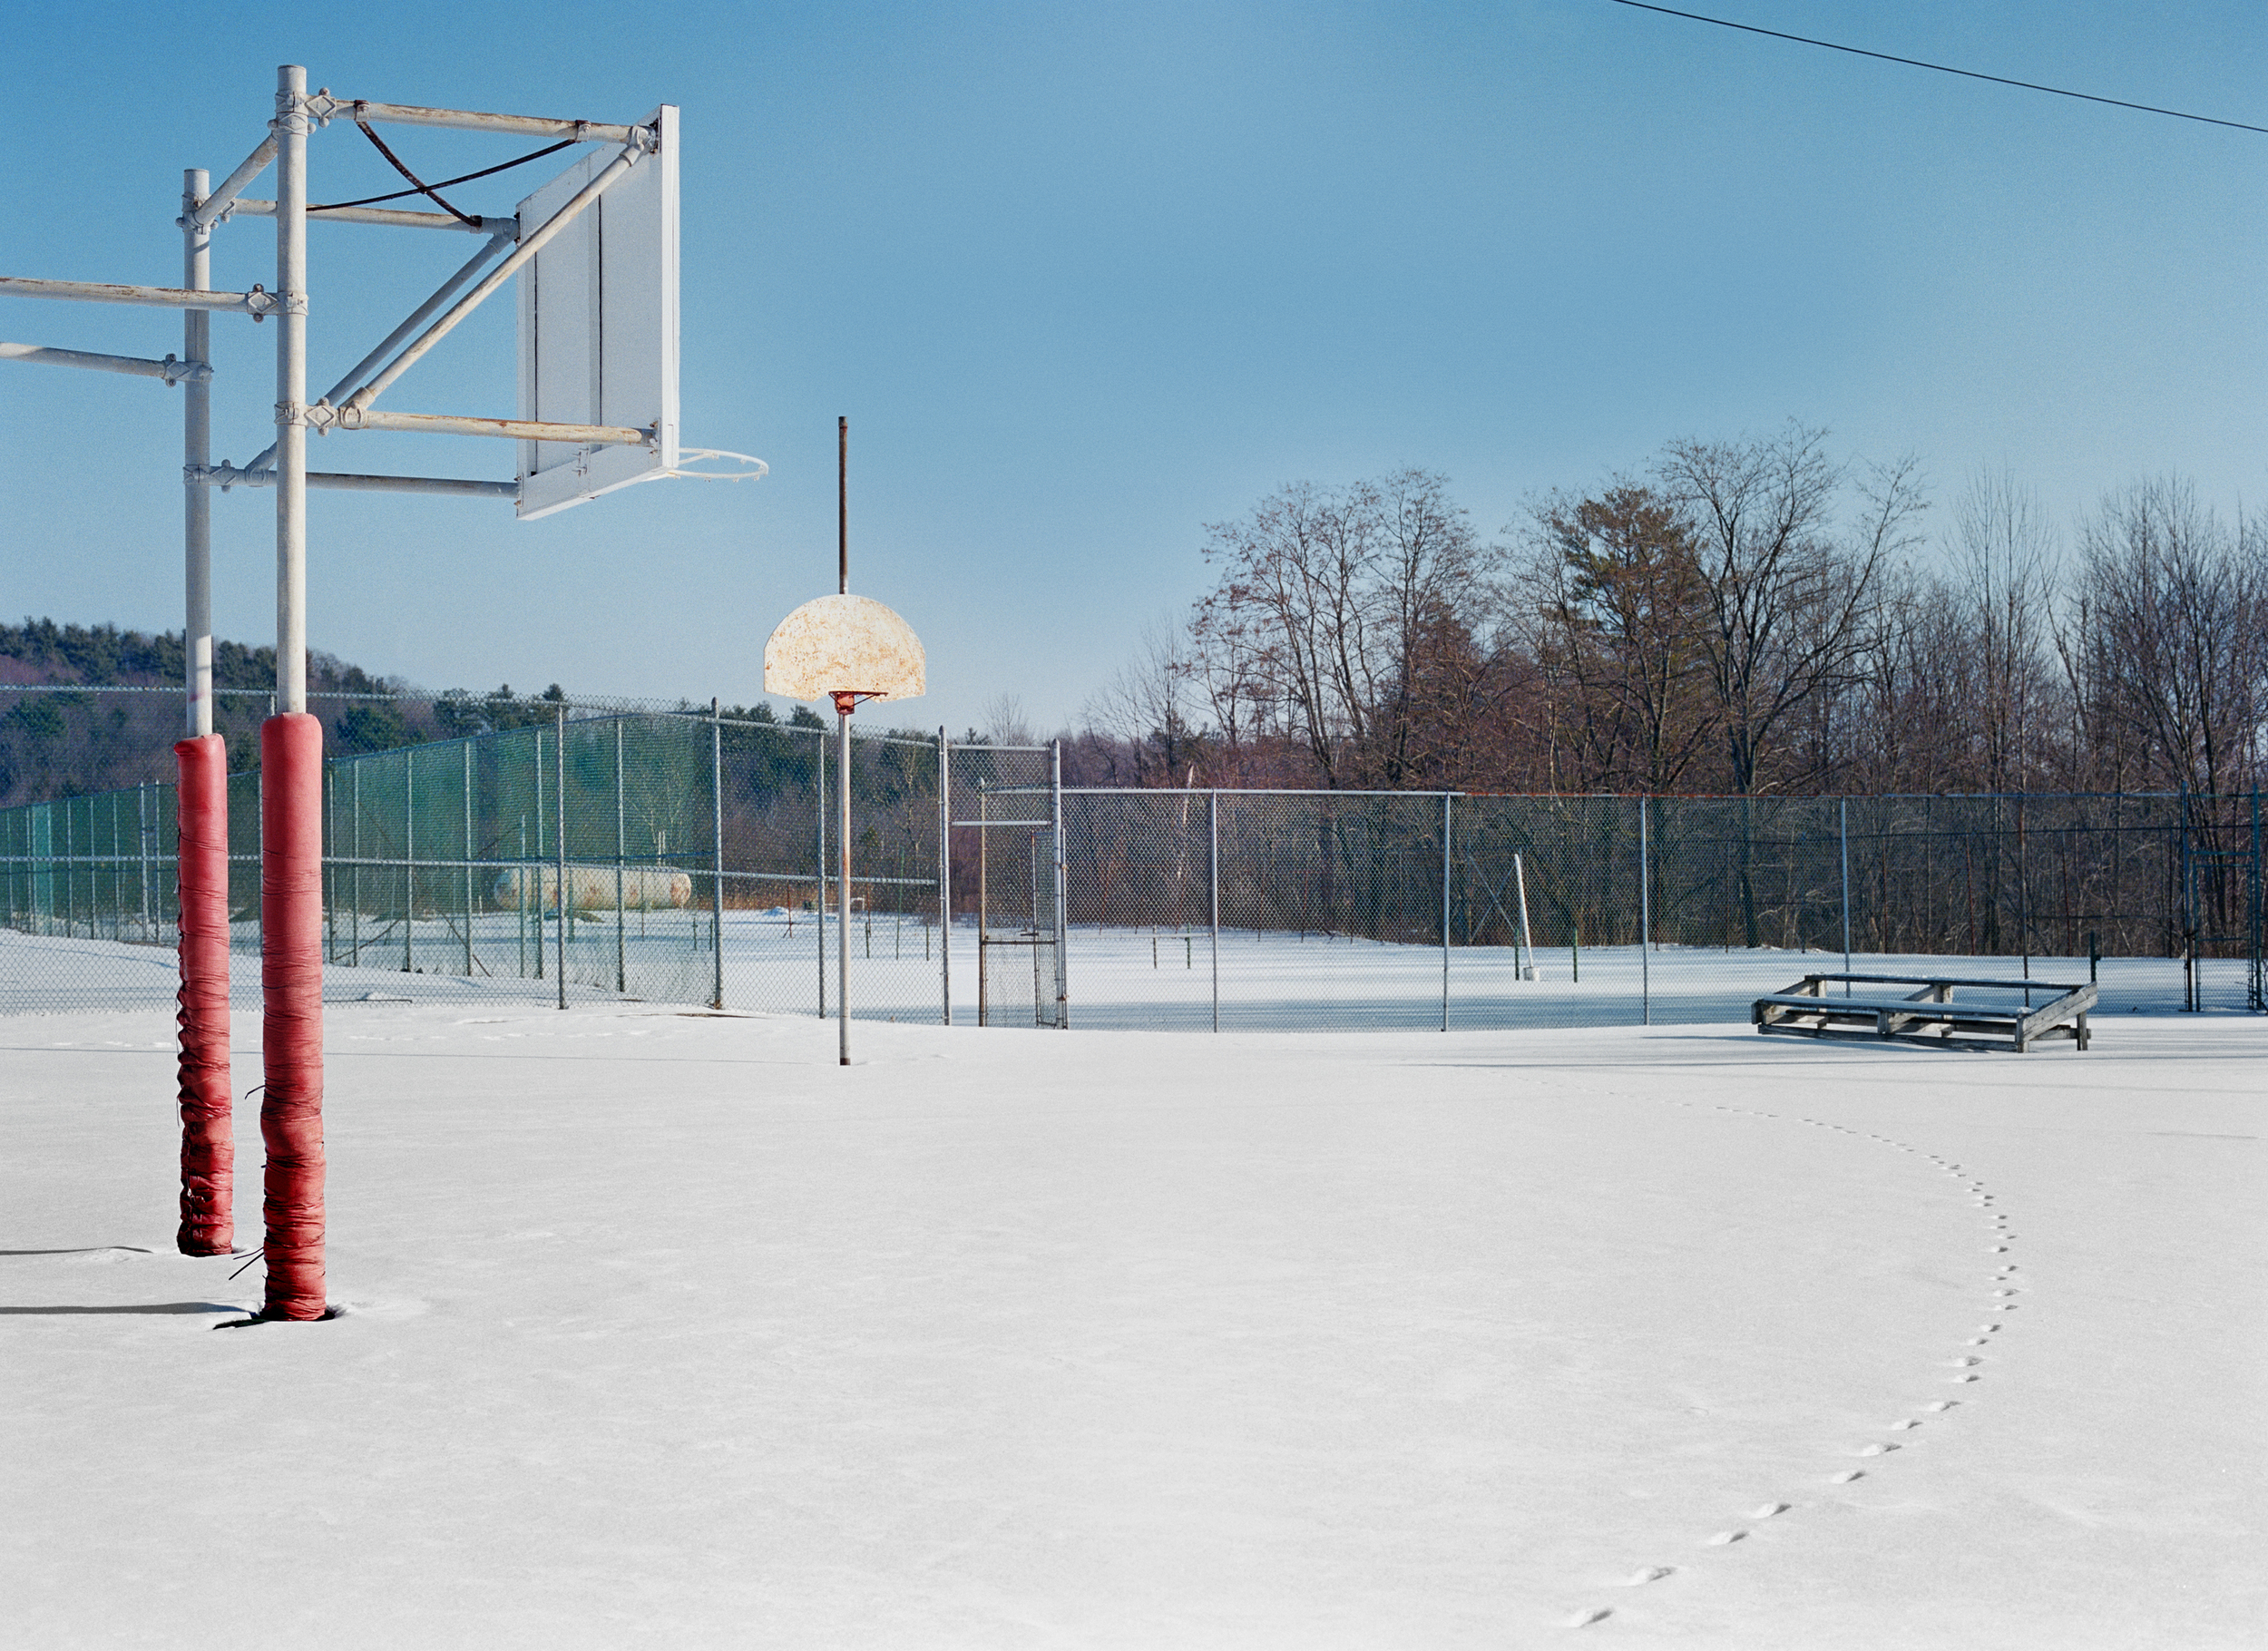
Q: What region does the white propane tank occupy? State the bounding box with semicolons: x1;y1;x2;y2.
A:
492;865;693;913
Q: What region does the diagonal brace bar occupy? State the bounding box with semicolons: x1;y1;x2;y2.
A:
184;136;279;230
240;230;513;476
343;142;643;414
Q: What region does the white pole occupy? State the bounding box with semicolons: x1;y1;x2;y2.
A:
181;169;212;738
1639;796;1651;1026
1513;851;1536;980
1441;794;1452;1031
1208;790;1219;1033
275;65;308;717
837;708;852;1065
938;728;951;1025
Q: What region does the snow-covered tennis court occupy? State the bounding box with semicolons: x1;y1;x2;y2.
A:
3;971;2262;1646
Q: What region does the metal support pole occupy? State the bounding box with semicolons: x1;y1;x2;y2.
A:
1639;796;1651;1026
404;746;415;972
276;65;309;717
464;740;474;977
1840;797;1853;984
555;705;567;1010
615;718;626;994
1208;791;1220;1033
712;703;726;1011
182;170;213;738
350;763;360;963
533;730;544;979
1441;794;1452;1032
939;728;952;1025
836;708;851;1061
816;729;827;1017
1051;741;1068;1029
977;780;988;1027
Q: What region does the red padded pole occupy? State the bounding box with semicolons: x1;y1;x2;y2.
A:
259;714;327;1318
174;734;232;1256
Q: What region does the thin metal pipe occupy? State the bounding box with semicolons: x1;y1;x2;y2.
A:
1840;797;1853;982
615;718;626;995
346;142;645;413
0;276;273;314
1441;794;1452;1031
1208;791;1219;1033
186;135;279;229
711;702;725;1011
231;231;515;478
0;342;210;381
816;730;827;1018
1051;741;1068;1029
233;199;512;234
322;98;649;145
327;408;653;444
463;741;474;977
838;708;852;1063
838;418;848;594
555;706;567;1010
182;169;213;739
977;781;988;1027
404;745;415;972
275;64;310;716
938;728;952;1025
192;465;516;498
1639;796;1651;1026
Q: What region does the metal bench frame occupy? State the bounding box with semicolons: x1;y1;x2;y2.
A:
1752;972;2096;1052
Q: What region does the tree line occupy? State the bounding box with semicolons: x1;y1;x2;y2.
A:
1070;423;2268;798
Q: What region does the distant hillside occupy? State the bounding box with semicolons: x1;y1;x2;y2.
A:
0;619;566;807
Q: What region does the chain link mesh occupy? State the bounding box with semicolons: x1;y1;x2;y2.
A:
3;702;2261;1024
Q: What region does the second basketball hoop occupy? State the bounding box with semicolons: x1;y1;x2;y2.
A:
763;421;925;1065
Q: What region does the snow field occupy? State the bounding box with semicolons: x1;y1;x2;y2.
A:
1;1004;2262;1647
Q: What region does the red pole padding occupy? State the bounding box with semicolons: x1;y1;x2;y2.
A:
173;734;233;1256
259;714;327;1318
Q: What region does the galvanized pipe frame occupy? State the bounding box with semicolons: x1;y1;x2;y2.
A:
0;341;210;382
0;275;278;314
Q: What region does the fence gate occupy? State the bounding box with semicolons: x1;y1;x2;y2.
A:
957;752;1064;1028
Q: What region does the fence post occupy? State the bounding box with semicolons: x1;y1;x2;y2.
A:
614;718;626;995
1440;794;1453;1031
1840;796;1852;984
938;728;952;1025
404;745;416;973
1052;741;1069;1029
712;700;725;1012
350;761;361;966
464;740;474;978
1208;790;1220;1033
816;725;827;1018
1639;795;1650;1027
555;705;567;1011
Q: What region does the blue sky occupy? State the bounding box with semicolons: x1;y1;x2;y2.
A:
1;1;2261;732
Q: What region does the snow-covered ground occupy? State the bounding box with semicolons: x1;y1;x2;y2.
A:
3;992;2261;1646
5;916;2254;1027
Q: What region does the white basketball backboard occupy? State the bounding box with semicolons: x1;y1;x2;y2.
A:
513;103;679;521
764;594;927;703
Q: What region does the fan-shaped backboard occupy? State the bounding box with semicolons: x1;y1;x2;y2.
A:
764;594;926;702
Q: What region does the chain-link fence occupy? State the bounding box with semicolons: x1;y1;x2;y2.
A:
3;702;2261;1026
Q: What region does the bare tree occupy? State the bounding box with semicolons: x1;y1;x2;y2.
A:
1657;422;1925;797
2065;478;2266;796
1188;469;1486;788
1950;469;2060;792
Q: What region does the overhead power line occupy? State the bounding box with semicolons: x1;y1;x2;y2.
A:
1606;0;2268;136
